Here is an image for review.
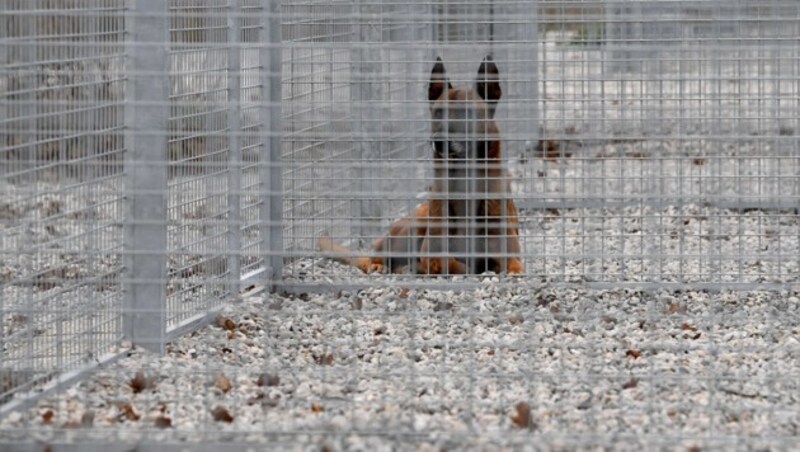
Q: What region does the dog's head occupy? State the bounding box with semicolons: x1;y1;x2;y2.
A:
428;56;502;162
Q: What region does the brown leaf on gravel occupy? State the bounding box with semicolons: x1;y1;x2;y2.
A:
681;323;697;331
115;402;141;422
508;314;525;325
211;406;234;423
315;352;334;366
398;287;410;299
664;302;687;315
154;416;172;429
310;403;324;413
256;373;280;387
41;409;54;424
625;349;642;359
215;373;232;393
129;371;155;394
511;401;534;429
622;377;639;390
216;315;236;331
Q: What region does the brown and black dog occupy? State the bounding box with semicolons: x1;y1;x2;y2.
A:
318;56;523;275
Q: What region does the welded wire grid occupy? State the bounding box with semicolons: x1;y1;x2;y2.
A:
1;0;126;406
0;0;798;449
0;0;272;411
166;0;232;328
285;0;800;291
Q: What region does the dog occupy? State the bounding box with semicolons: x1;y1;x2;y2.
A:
318;56;523;275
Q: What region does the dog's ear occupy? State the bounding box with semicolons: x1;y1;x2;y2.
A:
475;56;502;116
428;57;451;104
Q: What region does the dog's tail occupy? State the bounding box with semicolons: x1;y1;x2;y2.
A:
317;234;383;274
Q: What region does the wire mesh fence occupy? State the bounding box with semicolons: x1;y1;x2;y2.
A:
0;0;799;449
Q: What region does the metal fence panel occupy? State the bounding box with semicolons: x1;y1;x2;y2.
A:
0;1;798;449
1;0;127;407
283;0;800;292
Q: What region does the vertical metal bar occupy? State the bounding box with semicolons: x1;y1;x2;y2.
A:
227;0;242;296
124;0;169;354
260;0;283;288
0;0;7;180
0;0;6;368
351;2;383;242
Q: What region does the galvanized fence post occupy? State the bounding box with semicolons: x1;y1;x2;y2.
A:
0;1;7;179
350;2;383;242
228;0;242;296
260;0;283;289
124;0;169;353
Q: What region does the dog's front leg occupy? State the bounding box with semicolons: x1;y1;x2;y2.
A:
488;199;524;274
419;236;467;275
417;200;466;275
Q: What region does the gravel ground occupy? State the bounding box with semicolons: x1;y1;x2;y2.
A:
1;279;798;450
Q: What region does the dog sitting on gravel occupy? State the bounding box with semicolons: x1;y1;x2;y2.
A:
318;56;523;275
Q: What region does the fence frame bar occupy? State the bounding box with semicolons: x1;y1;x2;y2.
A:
260;0;284;289
227;0;243;297
123;0;170;354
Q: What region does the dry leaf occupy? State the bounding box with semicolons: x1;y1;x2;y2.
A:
316;352;334;366
691;158;707;166
622;377;639;389
681;323;697;331
224;319;236;331
398;288;410;299
625;349;642;359
536;139;571;161
510;401;533;429
154;416;172;429
664;302;686;315
211;406;234;423
116;402;140;422
215;374;232;393
687;447;701;452
256;373;280;387
310;403;324;413
508;314;525;325
129;371;154;394
41;409;54;424
216;315;236;331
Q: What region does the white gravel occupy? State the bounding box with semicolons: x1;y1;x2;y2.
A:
1;281;798;450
